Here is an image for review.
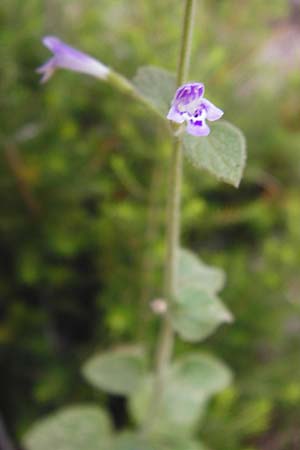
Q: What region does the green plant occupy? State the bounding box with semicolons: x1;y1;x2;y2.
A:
19;1;246;449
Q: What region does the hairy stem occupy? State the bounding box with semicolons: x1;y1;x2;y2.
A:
156;0;195;378
138;162;164;339
108;71;165;120
154;0;196;402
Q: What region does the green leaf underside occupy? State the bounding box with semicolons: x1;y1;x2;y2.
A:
132;66;176;117
23;405;112;450
172;353;232;397
82;346;146;396
111;432;209;450
173;249;231;342
172;284;232;342
111;433;155;450
130;376;207;436
130;353;231;436
178;248;225;294
183;121;246;187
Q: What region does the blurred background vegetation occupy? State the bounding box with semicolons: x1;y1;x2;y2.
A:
1;0;300;449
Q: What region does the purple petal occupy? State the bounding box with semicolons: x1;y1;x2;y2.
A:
167;83;223;136
186;119;210;137
202;98;224;121
36;58;57;83
43;36;93;67
43;36;65;53
175;83;205;102
167;83;205;125
166;105;186;124
38;36;109;82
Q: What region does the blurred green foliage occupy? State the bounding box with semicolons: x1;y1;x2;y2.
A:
1;0;300;449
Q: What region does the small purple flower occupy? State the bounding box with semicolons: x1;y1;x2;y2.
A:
37;36;110;83
167;83;223;136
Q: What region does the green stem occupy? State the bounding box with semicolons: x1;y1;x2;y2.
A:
108;70;136;96
154;0;196;397
138;162;164;339
176;0;195;86
108;70;164;119
155;138;182;373
156;0;195;378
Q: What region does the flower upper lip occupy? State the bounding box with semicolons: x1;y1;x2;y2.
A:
167;82;223;137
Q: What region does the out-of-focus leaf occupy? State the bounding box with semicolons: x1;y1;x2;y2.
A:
159;437;209;450
111;432;209;450
132;66;176;117
163;440;208;450
130;353;231;436
130;374;207;435
178;248;225;294
173;249;232;341
171;285;232;342
111;433;155;450
23;405;112;450
82;346;147;395
172;353;232;397
183;121;246;187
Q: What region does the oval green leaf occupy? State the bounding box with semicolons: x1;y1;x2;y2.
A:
171;285;233;342
130;353;231;436
132;66;176;117
183;121;246;187
111;433;209;450
178;248;225;294
172;353;232;397
111;433;155;450
23;405;112;450
82;346;146;396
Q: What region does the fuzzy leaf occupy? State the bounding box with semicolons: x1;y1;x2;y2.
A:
171;285;232;342
111;433;155;450
130;353;231;436
111;433;209;450
82;346;146;396
159;437;209;450
23;405;112;450
183;121;246;187
178;248;225;294
129;355;230;435
172;353;232;397
132;66;176;117
130;374;207;436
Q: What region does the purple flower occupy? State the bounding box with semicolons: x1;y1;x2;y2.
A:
167;83;223;136
37;36;110;83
